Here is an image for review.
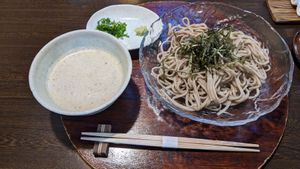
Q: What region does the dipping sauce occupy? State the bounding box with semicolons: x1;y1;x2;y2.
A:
47;49;124;112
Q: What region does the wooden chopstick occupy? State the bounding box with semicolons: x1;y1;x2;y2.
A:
81;132;259;148
80;136;259;152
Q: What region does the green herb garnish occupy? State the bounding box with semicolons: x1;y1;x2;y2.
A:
180;27;236;72
96;18;129;39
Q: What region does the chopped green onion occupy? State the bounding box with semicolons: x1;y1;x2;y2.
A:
96;18;129;39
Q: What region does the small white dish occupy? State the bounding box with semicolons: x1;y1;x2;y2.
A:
29;30;132;116
86;4;163;50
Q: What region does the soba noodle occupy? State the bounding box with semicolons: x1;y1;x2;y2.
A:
151;18;270;116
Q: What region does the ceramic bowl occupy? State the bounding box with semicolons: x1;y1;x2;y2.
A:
29;30;132;116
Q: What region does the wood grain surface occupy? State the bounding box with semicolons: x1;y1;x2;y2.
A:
63;59;289;169
266;0;300;23
0;0;299;169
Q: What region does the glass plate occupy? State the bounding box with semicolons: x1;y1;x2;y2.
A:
139;2;294;126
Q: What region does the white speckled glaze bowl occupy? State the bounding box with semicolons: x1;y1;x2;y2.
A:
29;30;132;116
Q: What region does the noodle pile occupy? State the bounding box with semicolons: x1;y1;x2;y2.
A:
151;18;270;116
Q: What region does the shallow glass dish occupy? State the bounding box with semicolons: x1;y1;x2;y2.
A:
139;2;294;126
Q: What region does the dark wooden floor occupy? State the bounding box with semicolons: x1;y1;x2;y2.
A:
0;0;299;168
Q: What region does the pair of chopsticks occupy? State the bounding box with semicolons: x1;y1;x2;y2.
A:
81;132;260;152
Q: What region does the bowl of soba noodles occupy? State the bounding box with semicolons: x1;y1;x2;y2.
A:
139;2;294;126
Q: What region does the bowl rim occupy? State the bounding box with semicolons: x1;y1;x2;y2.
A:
29;29;132;116
139;1;294;126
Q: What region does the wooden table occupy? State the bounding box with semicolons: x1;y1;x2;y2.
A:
0;0;299;168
